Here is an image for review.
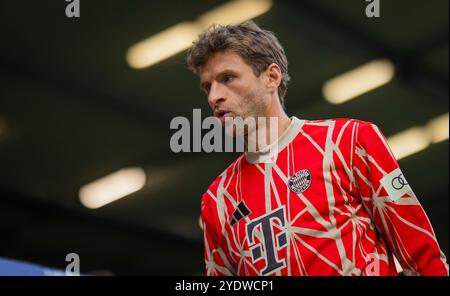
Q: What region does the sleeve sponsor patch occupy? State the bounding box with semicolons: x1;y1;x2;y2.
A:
380;168;413;202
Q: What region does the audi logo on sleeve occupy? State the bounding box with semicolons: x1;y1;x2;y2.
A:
380;168;414;202
391;173;408;190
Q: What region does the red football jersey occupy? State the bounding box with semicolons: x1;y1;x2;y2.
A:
201;117;448;276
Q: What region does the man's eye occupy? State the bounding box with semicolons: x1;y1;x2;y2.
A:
224;75;234;83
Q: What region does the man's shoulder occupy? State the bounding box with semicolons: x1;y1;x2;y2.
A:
301;117;373;127
293;117;378;151
299;117;376;135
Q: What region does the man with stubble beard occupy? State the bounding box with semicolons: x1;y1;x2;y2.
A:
186;21;448;276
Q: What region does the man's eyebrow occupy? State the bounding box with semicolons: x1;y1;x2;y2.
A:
217;69;237;76
200;70;237;87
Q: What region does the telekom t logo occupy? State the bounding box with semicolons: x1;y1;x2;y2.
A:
246;206;288;275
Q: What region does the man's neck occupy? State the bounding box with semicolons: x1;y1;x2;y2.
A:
244;112;291;152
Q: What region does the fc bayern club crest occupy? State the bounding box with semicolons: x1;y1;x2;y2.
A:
288;169;312;194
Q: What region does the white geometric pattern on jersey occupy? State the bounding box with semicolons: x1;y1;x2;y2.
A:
204;119;446;276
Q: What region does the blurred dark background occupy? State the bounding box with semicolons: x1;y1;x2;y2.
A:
0;0;448;275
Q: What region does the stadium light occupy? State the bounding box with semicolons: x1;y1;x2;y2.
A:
126;0;272;69
387;127;430;160
426;112;449;144
79;167;146;209
323;59;395;104
197;0;272;28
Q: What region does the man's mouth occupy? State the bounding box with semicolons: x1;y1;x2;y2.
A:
214;110;233;124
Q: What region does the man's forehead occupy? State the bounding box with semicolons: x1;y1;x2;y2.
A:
199;52;246;79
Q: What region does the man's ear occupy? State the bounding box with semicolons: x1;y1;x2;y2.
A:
264;63;282;92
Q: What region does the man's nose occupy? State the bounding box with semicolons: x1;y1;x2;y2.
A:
208;81;226;107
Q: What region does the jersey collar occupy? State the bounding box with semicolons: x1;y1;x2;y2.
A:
245;116;304;164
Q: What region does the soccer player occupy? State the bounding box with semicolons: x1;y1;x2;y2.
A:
186;21;448;276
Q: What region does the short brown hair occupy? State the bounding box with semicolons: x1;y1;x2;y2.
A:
187;21;290;106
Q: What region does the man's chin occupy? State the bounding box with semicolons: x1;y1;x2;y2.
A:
223;115;256;138
224;120;238;138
